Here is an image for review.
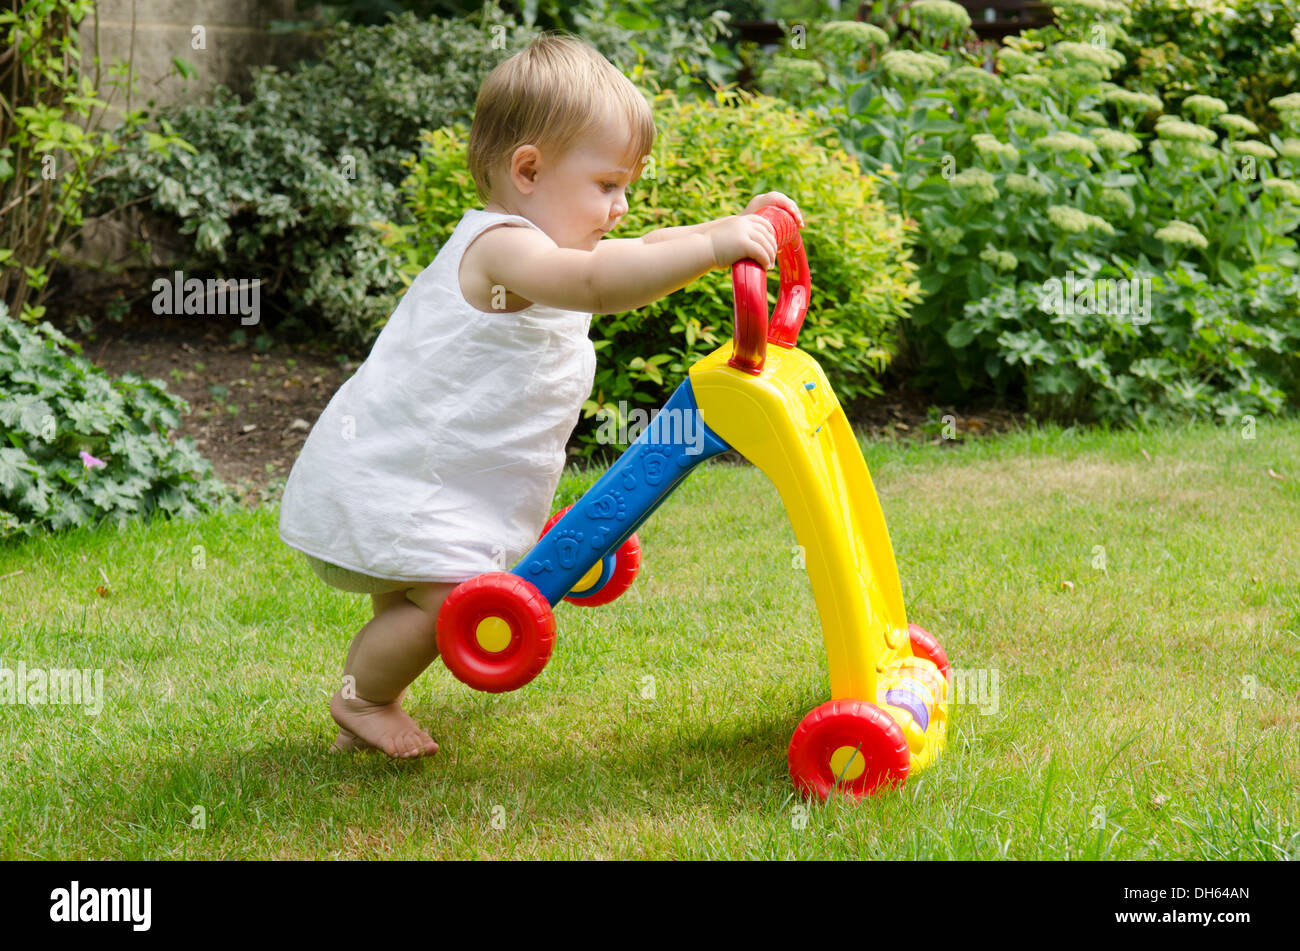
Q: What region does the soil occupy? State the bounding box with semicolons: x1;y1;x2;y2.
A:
75;316;1029;505
79;317;359;505
844;388;1028;445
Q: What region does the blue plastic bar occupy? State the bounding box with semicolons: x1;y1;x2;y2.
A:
512;378;731;605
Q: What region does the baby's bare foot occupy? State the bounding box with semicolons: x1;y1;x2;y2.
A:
329;690;438;759
331;727;373;753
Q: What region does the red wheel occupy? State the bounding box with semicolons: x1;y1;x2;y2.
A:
436;573;555;693
565;534;640;607
539;505;641;607
788;700;910;800
907;623;951;685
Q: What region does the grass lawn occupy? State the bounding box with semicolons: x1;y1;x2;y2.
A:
1;418;1297;859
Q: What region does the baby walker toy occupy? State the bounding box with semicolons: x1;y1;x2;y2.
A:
435;206;951;799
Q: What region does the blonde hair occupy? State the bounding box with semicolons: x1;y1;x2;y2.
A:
467;32;655;202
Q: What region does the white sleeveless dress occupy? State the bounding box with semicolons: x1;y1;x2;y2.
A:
278;209;597;583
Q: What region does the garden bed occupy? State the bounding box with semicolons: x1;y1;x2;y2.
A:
74;315;1031;503
76;319;354;504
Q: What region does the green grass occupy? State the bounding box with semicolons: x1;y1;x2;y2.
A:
2;418;1297;859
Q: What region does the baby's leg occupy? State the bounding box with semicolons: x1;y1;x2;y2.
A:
330;581;457;758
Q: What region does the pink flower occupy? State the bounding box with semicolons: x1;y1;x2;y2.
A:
80;451;107;469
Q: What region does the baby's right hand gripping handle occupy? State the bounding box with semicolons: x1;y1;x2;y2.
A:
728;205;811;375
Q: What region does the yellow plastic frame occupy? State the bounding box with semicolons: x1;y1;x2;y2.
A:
689;341;947;775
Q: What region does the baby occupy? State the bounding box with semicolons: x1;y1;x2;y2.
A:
278;32;803;758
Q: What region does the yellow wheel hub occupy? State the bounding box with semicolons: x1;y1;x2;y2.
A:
830;745;866;782
569;561;604;595
474;616;512;653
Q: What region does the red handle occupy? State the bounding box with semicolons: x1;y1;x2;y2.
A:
728;205;811;375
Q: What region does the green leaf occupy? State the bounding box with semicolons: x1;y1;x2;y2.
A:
1218;259;1242;289
0;447;37;493
945;320;976;348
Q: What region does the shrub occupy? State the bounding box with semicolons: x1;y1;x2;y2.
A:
294;0;760;38
92;90;408;344
89;3;739;347
285;0;494;27
754;13;1300;421
1095;0;1300;136
960;256;1300;424
393;87;921;458
0;302;229;540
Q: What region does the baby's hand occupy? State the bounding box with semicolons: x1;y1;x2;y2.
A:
742;191;804;228
709;214;779;270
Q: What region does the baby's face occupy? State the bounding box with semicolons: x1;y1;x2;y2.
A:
527;123;639;252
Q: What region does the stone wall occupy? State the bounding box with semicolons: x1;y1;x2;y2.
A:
81;0;324;114
70;1;325;272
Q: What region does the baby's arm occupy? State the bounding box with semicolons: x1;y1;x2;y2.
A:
640;222;713;244
480;216;777;315
642;196;802;244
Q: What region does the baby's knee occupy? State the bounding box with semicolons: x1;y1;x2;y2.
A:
403;581;458;623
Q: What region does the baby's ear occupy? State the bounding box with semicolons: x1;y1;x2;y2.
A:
508;144;545;192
